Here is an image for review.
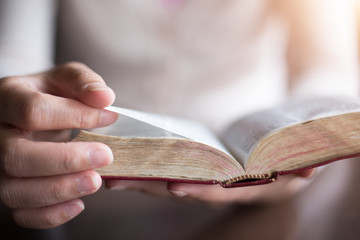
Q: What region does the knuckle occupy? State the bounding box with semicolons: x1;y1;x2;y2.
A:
72;69;90;84
61;143;75;172
77;111;94;129
76;69;92;81
12;209;25;227
19;91;46;130
13;209;61;229
47;179;67;204
0;77;21;120
54;142;83;173
61;62;91;81
0;180;20;208
0;76;48;130
39;209;62;228
0;138;26;177
71;108;98;129
12;210;29;228
60;62;102;85
0;182;11;207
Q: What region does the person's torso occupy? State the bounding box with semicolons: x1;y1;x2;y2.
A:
56;0;287;132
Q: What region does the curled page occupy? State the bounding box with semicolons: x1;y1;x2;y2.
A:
91;106;231;154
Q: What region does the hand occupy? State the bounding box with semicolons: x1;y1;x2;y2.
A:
105;169;315;204
0;62;118;228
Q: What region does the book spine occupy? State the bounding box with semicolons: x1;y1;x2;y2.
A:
222;173;272;186
221;178;276;188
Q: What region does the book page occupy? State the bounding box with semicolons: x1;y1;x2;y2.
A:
91;106;231;155
222;96;360;168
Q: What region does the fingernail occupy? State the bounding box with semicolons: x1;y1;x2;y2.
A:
77;175;101;194
66;201;85;218
169;190;188;197
99;110;118;127
85;82;111;92
89;147;113;169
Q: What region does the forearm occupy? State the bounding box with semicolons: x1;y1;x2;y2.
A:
278;0;359;97
0;0;57;77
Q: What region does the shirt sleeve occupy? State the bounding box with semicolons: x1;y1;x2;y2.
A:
0;0;57;78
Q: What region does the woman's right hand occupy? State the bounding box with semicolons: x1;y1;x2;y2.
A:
0;62;118;229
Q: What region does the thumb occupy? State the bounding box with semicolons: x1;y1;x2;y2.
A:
44;62;115;108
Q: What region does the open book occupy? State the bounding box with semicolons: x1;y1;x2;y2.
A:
72;97;360;187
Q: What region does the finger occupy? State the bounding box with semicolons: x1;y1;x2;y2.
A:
167;183;239;203
167;182;267;203
45;62;115;108
168;182;274;204
105;180;171;197
167;174;314;204
0;130;113;177
0;170;101;209
0;79;117;130
13;199;85;229
295;168;315;178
